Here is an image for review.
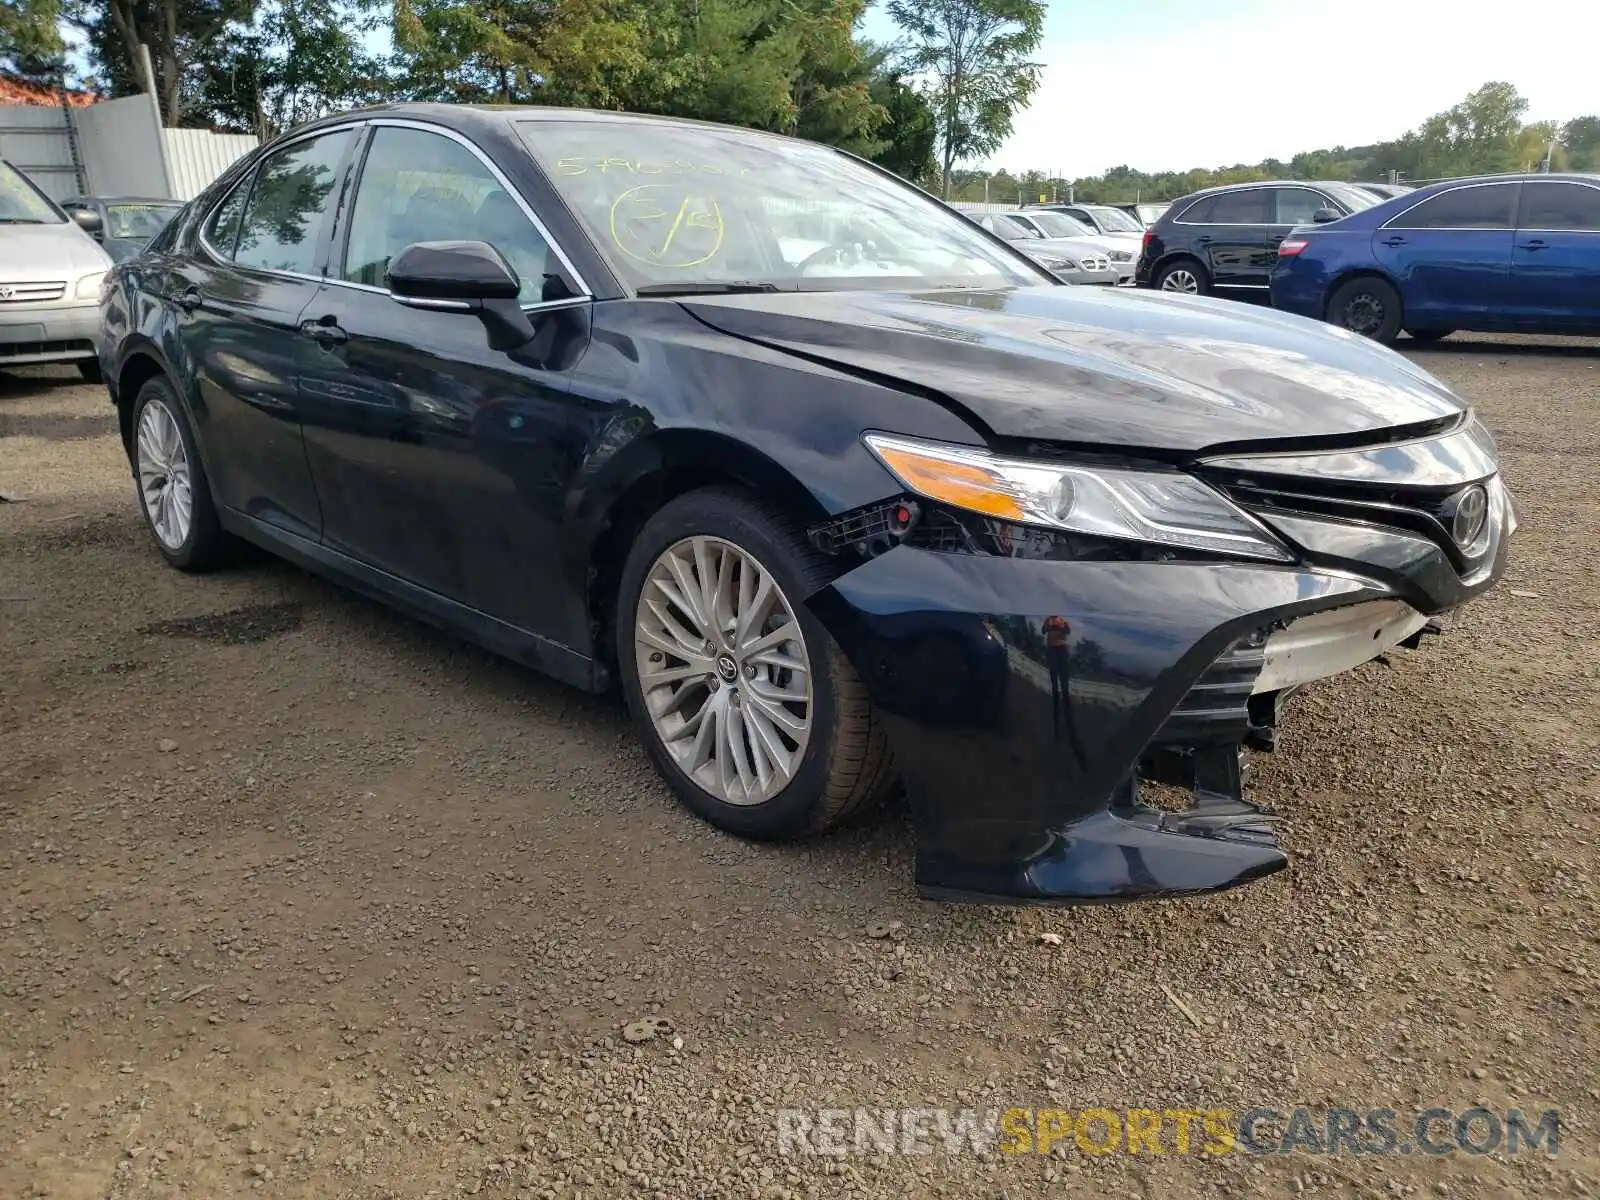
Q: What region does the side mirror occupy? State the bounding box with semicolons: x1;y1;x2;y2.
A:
387;240;533;351
1312;208;1341;224
68;206;104;237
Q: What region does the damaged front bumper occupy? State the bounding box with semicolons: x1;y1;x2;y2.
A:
806;425;1514;905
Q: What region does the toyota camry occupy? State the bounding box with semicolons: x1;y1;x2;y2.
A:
97;105;1514;905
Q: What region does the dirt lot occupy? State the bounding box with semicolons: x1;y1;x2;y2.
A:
1;338;1597;1200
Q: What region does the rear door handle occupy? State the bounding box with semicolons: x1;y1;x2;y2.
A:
174;285;202;312
298;318;347;346
1520;239;1548;251
1381;236;1407;247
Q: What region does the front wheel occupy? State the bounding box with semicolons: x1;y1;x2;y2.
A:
616;487;895;840
1327;277;1403;344
1155;258;1210;295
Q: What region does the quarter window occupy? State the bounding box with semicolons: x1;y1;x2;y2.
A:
1176;195;1217;223
1207;189;1271;224
1518;181;1600;231
234;129;354;274
1389;184;1518;230
204;177;249;257
342;126;556;303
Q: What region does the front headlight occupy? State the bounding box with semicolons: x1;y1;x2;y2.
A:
1033;254;1076;271
1109;249;1133;262
76;271;106;300
863;432;1295;562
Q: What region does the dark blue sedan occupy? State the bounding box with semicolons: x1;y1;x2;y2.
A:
1271;173;1600;344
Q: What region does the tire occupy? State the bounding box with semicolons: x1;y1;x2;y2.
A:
1406;328;1454;343
616;486;896;841
1154;257;1210;295
129;375;230;571
77;359;103;383
1327;276;1403;344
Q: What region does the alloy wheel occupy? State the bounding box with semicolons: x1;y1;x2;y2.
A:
136;398;193;551
1161;268;1199;293
634;536;813;806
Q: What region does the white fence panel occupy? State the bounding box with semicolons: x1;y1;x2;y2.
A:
163;128;257;200
0;104;80;200
73;94;169;197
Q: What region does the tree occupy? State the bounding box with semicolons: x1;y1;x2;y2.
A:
1561;116;1600;171
1;0;65;75
66;0;258;125
200;0;384;137
886;0;1043;198
865;61;934;183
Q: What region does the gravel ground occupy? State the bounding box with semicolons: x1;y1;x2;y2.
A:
1;337;1597;1200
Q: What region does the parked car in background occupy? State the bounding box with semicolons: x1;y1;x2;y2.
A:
60;196;185;263
1041;202;1148;244
1136;180;1380;296
0;156;112;379
1002;208;1135;283
1353;182;1414;201
98;103;1512;905
959;210;1118;285
1115;201;1170;227
1272;173;1600;343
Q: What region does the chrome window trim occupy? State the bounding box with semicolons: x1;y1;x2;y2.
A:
1172;186;1326;226
1515;179;1600;233
1380;180;1520;232
197;117;594;301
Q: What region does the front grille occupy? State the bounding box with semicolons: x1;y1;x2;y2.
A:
0;337;93;359
0;281;68;303
1079;255;1110;272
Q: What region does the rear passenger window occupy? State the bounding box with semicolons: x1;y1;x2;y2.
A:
1208;189;1271;223
1389;184;1517;230
1519;181;1600;231
204;177;249;258
234;129;354;274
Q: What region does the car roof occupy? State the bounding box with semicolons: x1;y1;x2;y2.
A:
288;101;818;153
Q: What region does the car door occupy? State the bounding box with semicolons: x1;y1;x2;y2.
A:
295;120;597;643
1509;178;1600;328
1198;188;1273;288
1371;181;1519;328
170;127;358;540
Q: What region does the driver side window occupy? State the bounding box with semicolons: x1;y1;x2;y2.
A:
341;126;557;303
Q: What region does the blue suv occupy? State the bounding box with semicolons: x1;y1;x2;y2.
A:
1271;174;1600;344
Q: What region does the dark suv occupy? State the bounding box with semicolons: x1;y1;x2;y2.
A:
1136;180;1380;296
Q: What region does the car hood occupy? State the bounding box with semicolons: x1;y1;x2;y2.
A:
682;285;1467;453
0;220;113;279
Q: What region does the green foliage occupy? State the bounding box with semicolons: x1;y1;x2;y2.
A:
885;0;1044;197
1;0;65;75
945;82;1600;206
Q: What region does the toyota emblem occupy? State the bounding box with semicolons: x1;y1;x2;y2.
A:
0;286;14;300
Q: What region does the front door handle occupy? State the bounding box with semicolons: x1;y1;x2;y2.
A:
1381;235;1407;247
298;318;348;346
1195;235;1211;244
1520;239;1548;251
174;285;202;312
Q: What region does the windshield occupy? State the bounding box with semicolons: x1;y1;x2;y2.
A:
1321;182;1380;212
1024;211;1094;239
107;203;182;240
516;121;1044;292
0;160;64;224
1083;205;1143;233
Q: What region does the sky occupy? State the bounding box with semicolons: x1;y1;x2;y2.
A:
861;0;1599;177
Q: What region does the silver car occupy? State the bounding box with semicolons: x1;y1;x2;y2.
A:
969;213;1119;286
1003;209;1136;284
0;157;114;380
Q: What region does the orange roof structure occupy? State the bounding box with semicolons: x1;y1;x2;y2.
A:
0;74;98;108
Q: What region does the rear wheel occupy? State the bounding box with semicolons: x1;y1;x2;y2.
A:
1406;328;1454;343
1327;276;1403;344
616;487;895;840
1155;257;1210;295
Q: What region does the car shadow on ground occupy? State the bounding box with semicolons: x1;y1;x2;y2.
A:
1406;335;1600;357
0;366;95;397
